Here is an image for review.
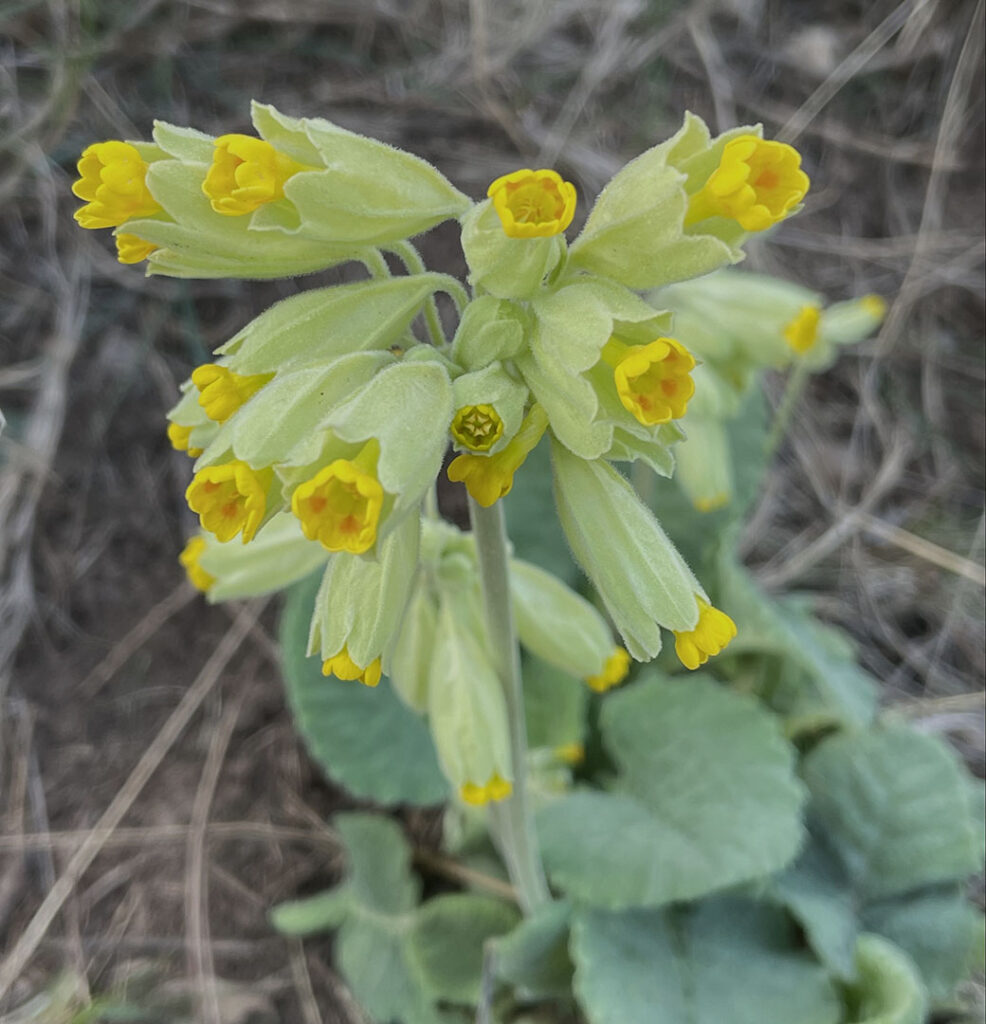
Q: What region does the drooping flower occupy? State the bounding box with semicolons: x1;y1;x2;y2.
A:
291;441;384;554
72;141;162;229
322;645;383;688
487;169;577;239
186;460;272;543
460;773;513;806
448;404;548;506
178;536;215;593
687;135;809;232
601;336;695;426
115;233;159;264
585;647;631;693
673;597;737;670
450;404;504;452
167;422;203;458
202;134;313;216
191;363;272;423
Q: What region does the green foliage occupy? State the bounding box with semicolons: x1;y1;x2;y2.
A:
494;899;574;999
570;899;841;1024
847;935;928;1024
270;813;514;1024
538;675;804;908
279;572;449;806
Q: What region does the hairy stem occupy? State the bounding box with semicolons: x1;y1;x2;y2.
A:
468;496;550;914
386;241;447;346
765;359;811;458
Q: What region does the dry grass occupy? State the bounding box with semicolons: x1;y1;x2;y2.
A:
0;0;983;1018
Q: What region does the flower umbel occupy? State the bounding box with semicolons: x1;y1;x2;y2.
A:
448;404;548;506
322;646;382;688
167;422;203;458
585;646;631;693
191;364;273;423
488;169;577;239
602;337;696;425
687;135;809;232
178;536;215;593
460;773;513;806
291;442;384;554
72;141;162;229
673;598;737;670
783;304;822;355
186;460;271;544
203;134;312;216
450;404;504;452
115;233;159;264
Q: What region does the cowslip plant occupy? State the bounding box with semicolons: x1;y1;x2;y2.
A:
73;103;983;1024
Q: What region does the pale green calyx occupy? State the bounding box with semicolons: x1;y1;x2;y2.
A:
509;558;615;683
551;439;704;660
308;512;421;678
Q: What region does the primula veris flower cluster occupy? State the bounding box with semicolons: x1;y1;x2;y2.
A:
69;103;819;803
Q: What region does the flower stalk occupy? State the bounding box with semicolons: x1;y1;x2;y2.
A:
468;495;550;914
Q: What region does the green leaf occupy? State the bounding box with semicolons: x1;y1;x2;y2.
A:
522;655;587;753
571;898;841;1024
802;727;983;899
769;839;859;980
847;935;928;1024
538;675;805;908
269;887;351;937
407;893;519;1005
279;573;449;806
503;438;579;584
495;899;573;999
862;887;985;1007
717;553;878;731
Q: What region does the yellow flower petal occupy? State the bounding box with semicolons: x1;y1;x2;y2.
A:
673;597;737;670
487;168;577;239
202;134;312;216
72;141;161;229
186;460;271;544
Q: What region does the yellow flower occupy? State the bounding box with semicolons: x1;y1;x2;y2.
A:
322;646;382;688
695;494;729;513
291;442;384;554
450;404;504;452
72;141;162;229
202;134;312;216
673;597;737;670
186;460;271;544
585;646;631;693
460;773;513;806
178;536;215;593
115;233;158;264
782;304;822;355
447;404;548;507
487;168;577;239
167;422;203;458
686;135;809;232
861;294;887;319
602;336;695;425
191;364;273;424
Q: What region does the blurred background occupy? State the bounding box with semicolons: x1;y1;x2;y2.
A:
1;0;983;1018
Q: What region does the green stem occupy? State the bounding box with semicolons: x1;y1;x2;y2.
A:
386;241;447;347
468;496;550;914
358;248;391;279
765;359;811;458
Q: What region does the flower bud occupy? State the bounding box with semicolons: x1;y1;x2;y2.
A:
72;141;163;229
551;440;704;660
428;594;512;806
388;580;439;713
509;558;618;685
450;363;529;454
449;296;527;371
308;512;420;678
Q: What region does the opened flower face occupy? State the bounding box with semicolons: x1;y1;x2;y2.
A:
488;168;577;239
186;460;271;544
688;135;809;232
291;450;384;554
72;141;162;229
603;336;696;426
